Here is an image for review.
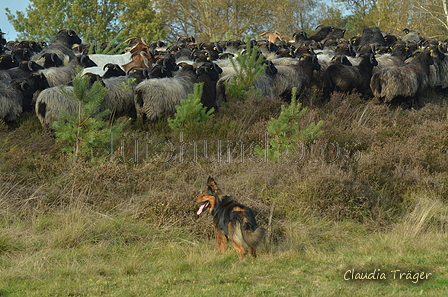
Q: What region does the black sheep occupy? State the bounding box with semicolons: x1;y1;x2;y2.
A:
31;29;82;66
323;53;378;100
196;62;223;110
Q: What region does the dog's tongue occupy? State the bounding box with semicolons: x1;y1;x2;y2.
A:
197;204;206;215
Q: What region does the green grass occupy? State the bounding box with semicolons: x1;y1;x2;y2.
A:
0;197;447;296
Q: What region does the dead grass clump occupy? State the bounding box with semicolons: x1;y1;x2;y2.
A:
213;95;284;140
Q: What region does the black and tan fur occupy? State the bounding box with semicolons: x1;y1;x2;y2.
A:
196;177;266;258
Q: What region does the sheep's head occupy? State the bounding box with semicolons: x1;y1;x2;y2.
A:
55;29;82;46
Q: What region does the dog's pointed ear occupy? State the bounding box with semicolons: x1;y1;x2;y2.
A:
207;177;220;193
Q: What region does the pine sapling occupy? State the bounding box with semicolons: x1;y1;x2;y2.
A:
224;37;267;101
254;87;324;162
168;82;215;135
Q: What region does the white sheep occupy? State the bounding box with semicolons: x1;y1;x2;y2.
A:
87;52;132;70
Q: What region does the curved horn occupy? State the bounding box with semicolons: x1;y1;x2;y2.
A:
27;61;34;71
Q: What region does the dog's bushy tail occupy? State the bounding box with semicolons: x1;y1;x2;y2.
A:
243;227;266;249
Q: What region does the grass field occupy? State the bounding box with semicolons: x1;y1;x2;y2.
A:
1;89;448;296
0;198;447;296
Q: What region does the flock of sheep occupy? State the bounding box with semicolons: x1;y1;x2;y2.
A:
0;26;446;129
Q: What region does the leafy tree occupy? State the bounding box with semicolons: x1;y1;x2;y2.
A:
407;0;448;37
329;0;448;38
5;0;164;43
119;0;165;41
156;0;320;41
269;0;320;37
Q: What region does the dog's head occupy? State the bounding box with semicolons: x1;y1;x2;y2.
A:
196;177;224;215
196;195;216;215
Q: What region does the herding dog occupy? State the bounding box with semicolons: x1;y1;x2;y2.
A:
196;177;266;258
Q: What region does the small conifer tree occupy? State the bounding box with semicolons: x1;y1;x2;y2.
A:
168;82;214;137
254;87;324;162
224;37;267;101
87;30;128;55
52;68;125;162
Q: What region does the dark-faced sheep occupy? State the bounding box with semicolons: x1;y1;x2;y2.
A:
101;63;126;78
195;62;223;110
134;63;198;122
32;29;82;66
2;61;44;80
373;41;410;74
39;54;97;87
322;53;378;100
358;27;387;48
41;53;64;68
309;25;334;42
370;49;434;107
0;54;19;70
272;53;321;102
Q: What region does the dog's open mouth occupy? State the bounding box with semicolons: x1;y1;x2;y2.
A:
197;201;210;215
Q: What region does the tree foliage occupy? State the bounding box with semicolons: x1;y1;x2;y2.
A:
329;0;448;38
5;0;165;43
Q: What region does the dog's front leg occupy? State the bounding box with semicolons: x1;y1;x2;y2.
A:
215;228;228;254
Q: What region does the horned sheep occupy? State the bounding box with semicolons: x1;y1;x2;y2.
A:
39;54;97;87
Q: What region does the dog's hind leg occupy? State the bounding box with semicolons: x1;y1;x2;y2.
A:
231;241;247;258
228;222;246;258
215;228;228;254
250;247;257;258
